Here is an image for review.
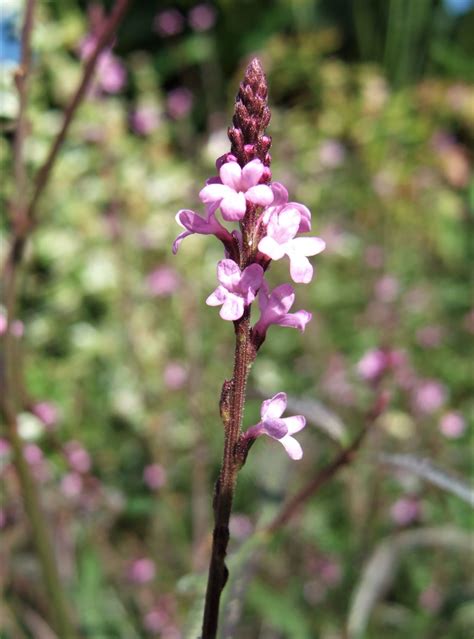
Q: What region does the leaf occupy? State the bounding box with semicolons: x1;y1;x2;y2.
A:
285;395;349;444
378;453;474;507
347;526;473;639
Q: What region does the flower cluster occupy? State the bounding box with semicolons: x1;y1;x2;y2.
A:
173;59;324;459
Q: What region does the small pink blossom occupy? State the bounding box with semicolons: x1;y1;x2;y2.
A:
188;4;216;31
244;393;306;460
413;379;447;414
357;349;387;381
318;140;346;168
143;463;167;490
23;443;43;465
258;208;325;283
364;245;384;269
32;401;58;428
167;88;193;119
206;259;263;321
153;9;184;36
79;36;126;94
200;159;273;222
261;182;311;232
60;472;83;498
130;105;160;135
439;411;465;439
229;514;254;540
146;266;180;296
416;325;445;348
164;362;188;390
128;558;156;584
390;497;421;526
419;585;443;613
0;311;24;337
253;282;311;343
172;204;233;254
64;441;91;474
374;275;400;303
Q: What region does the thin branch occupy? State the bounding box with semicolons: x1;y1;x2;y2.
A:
26;0;131;225
265;392;389;534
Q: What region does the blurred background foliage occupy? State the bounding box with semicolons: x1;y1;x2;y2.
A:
0;0;473;637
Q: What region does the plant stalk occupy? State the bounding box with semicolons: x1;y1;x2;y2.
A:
201;310;254;638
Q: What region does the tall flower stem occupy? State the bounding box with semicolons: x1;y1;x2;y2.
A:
202;310;255;637
201;58;272;638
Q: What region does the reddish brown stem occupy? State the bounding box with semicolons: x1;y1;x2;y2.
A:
201;310;255;638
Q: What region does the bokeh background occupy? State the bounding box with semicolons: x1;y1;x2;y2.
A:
1;0;473;637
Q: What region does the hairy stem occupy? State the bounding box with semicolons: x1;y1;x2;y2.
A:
201;310;254;638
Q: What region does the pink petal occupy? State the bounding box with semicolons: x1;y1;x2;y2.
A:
219;161;242;190
258;236;286;260
268;284;295;315
282;415;306;435
268;208;300;243
241;159;265;190
262;418;288;439
220;192;247;221
289;253;313;284
278;310;312;331
261;392;287;420
257;280;271;313
270;182;289;207
199;183;233;204
291;236;326;257
217;259;241;290
246;184;274;207
177;209;208;233
239;264;264;302
279;435;303;460
220;293;244;320
291;203;312;232
172;229;191;254
206;286;227;306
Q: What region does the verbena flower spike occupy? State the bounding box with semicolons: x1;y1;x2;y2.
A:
173;58;325;638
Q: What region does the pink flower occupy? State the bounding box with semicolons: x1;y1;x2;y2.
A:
64;441;91;474
146;266;180;296
439;411;465;439
188;4;216;31
128;558;156;584
79;36;126;94
0;311;24;337
357;349;387;381
258;208;325;283
374;275;400;303
163;362;188;390
253;282;312;343
32;401;58;428
167;88;193;119
416;325;445;348
318;140;346;168
206;259;263;321
244;393;306;460
390;497;421;526
60;472;83;498
261;182;311;232
23;443;43;465
154;9;184;36
200;159;273;222
130;105;160;135
172;204;233;254
143;463;167;490
413;379;447;414
229;514;254;540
